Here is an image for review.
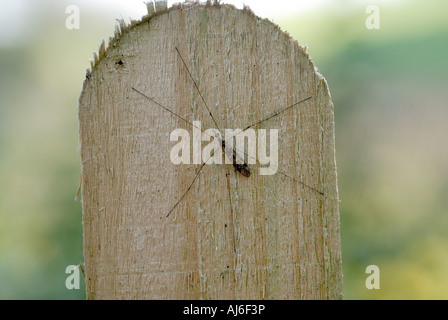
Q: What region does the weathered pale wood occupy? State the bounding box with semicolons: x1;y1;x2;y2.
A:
79;2;342;299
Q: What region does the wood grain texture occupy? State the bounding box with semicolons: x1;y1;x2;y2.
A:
78;2;342;299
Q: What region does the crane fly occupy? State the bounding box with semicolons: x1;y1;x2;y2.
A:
132;47;322;217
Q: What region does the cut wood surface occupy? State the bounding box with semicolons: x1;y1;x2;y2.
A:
78;1;342;299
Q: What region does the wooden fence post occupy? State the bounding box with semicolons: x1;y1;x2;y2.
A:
78;1;342;299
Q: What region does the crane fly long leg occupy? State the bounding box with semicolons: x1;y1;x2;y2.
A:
131;87;207;135
132;87;233;165
277;170;324;196
175;46;251;177
133;89;322;197
166;162;207;217
131;87;223;217
175;47;222;136
167;144;222;217
218;94;324;196
232;95;313;140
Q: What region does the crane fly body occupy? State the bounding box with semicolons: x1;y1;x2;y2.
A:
214;132;251;177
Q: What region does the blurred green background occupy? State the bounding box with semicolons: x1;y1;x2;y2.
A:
0;0;447;299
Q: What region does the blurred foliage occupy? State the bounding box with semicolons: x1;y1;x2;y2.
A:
0;0;447;299
282;0;448;299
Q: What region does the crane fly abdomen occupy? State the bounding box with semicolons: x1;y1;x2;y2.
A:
233;162;251;177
